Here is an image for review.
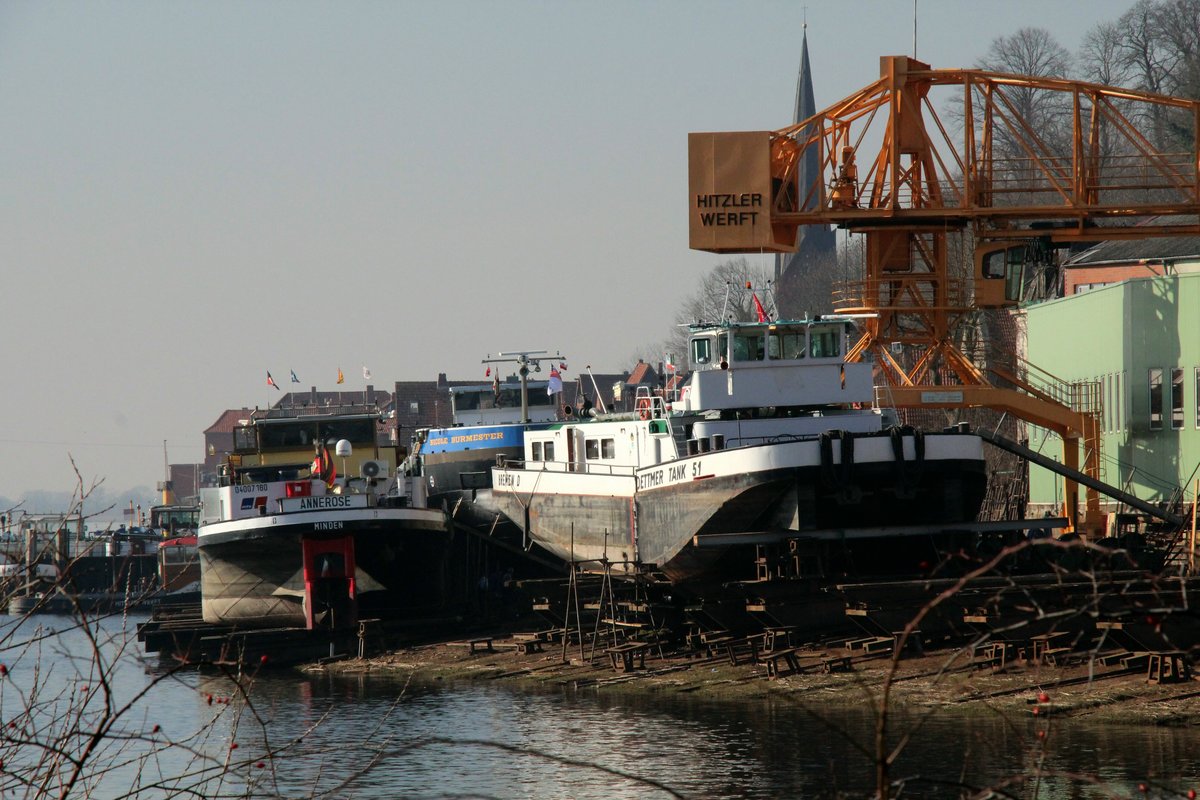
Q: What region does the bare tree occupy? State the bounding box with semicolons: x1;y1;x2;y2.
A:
975;28;1074;187
1078;20;1132;87
978;26;1072;77
654;258;774;368
0;465;306;800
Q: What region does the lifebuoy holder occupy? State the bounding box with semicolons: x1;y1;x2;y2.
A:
636;397;652;420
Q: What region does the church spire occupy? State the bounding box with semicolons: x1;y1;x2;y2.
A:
775;26;836;292
793;26;816;129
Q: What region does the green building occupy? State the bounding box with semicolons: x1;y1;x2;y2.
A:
1025;271;1200;518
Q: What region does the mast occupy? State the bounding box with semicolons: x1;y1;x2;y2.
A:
482;350;568;423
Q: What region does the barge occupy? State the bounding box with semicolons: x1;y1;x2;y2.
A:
198;404;466;630
491;316;988;584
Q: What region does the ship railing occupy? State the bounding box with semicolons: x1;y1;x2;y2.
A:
688;432;817;453
501;459;638;477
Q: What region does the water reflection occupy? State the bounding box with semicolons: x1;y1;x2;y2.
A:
229;670;1200;799
2;615;1199;798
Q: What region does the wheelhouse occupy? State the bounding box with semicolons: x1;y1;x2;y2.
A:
688;318;850;370
449;381;558;425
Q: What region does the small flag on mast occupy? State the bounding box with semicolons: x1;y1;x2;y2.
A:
337;368;345;385
363;365;372;380
290;369;300;383
267;371;280;391
547;367;563;395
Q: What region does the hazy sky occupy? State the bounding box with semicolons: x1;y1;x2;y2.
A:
0;0;1138;497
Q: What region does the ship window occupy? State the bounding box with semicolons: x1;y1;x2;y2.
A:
531;442;543;461
810;327;841;358
260;423;314;449
1149;368;1163;431
601;438;615;459
318;419;375;446
233;426;257;452
767;330;805;359
453;391;481;411
691;338;712;365
1172;368;1184;430
543;442;555;460
732;332;764;362
585;439;600;459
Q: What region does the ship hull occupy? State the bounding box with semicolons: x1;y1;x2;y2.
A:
492;431;987;584
418;422;552;532
198;507;465;629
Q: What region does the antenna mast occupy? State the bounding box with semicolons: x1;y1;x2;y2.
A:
913;0;917;58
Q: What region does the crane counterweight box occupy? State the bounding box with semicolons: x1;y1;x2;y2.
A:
688;131;796;254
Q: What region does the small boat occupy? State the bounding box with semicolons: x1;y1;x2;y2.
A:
158;536;199;595
490;316;988;584
197;403;462;630
148;503;199;539
148;503;201;596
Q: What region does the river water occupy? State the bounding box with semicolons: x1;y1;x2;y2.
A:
1;612;1198;799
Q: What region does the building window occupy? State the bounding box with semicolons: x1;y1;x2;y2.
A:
1172;368;1185;429
601;438;616;459
1149;368;1163;431
585;439;600;459
531;442;542;461
409;401;419;413
1116;372;1123;432
1195;368;1200;429
1103;375;1111;433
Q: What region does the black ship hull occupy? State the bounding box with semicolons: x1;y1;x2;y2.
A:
198;507;467;629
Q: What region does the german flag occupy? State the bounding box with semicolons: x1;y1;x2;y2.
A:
310;445;337;488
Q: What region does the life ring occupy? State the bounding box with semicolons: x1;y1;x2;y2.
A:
636;397;652;420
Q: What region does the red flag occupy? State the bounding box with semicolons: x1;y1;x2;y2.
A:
267;371;281;391
752;293;768;323
559;362;567;370
485;366;491;377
